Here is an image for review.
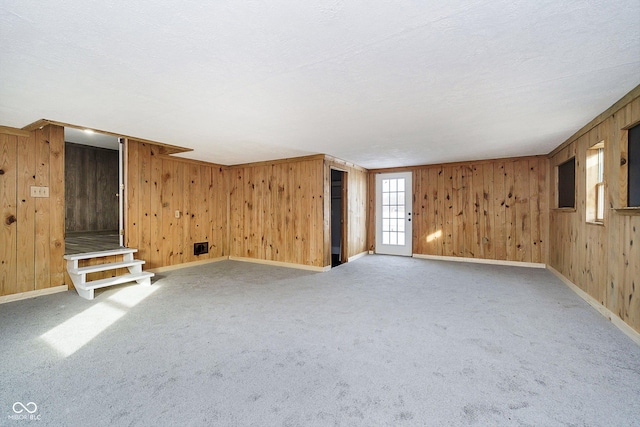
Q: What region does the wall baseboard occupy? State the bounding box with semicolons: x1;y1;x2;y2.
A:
547;266;640;346
148;256;229;273
412;254;546;269
0;285;69;305
229;256;331;272
348;251;368;262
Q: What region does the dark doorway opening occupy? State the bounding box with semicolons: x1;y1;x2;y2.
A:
64;128;121;254
331;169;347;267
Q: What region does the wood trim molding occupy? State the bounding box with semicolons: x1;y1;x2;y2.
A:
229;256;331;272
324;155;368;172
155;153;228;169
369;154;548;174
548;85;640;158
0;125;31;137
412;254;546;269
0;285;69;304
613;208;640;216
22;119;192;155
226;154;326;169
547;265;640;346
147;256;229;273
347;251;368;262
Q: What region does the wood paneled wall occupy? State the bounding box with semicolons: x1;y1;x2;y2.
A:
324;157;368;264
65;142;119;232
1;125;65;296
228;156;325;267
125;139;227;270
368;156;549;264
549;89;640;333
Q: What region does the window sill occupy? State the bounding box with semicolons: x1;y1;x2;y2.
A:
586;221;604;226
552;208;576;212
613;207;640;216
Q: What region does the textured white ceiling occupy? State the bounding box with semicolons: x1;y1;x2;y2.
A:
1;1;639;168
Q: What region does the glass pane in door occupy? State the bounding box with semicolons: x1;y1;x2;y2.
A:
381;178;406;246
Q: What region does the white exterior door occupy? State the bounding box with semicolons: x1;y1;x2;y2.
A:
375;172;412;256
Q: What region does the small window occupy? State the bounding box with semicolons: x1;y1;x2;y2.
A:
629;123;640;207
557;157;576;208
586;142;605;223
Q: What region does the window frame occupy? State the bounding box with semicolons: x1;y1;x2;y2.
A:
586;142;605;224
626;122;640;208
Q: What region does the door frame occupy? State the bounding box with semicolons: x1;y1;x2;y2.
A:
375;171;413;256
330;167;348;266
118;138;124;247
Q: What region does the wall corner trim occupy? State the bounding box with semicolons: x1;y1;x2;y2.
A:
229;256;330;272
412;254;546;269
0;285;69;305
547;265;640;346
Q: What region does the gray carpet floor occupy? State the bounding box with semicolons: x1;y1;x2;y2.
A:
1;256;639;426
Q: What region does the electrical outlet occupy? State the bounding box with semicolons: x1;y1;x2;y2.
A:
175;210;180;218
194;242;209;256
30;186;49;198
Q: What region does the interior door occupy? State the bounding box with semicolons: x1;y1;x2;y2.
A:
375;172;412;256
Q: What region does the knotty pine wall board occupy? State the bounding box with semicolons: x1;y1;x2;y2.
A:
125;140;227;270
549;88;640;334
1;125;65;296
229;158;325;267
369;155;549;264
323;157;368;265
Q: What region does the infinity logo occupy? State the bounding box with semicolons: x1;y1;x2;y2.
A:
12;402;38;414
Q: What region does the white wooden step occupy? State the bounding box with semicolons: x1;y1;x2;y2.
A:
64;248;137;261
68;260;145;275
75;272;154;292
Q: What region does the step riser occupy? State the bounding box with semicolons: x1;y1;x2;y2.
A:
65;248;154;300
68;260;145;275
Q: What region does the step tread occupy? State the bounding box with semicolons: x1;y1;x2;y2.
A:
75;272;155;291
68;260;145;275
64;248;137;261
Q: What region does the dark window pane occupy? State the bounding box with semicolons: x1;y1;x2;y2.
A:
629;124;640;207
558;158;575;208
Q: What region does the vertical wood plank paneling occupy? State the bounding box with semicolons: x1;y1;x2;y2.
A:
435;166;445;256
125;140;140;251
48;125;65;287
471;164;483;258
138;143;152;262
514;159;531;262
482;163;495;259
624;217;639;329
160;159;172;266
504;161;516;261
273;164;284;262
324;158;368;263
149;145;162;268
493;161;507;260
227;157;329;267
16;135;35;292
34;129;51;289
443;166;454;256
529;158;541;264
452;166;464;257
200;165;212;257
173;161;185;264
549;90;640;334
371;155;547;264
0;134;18;296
